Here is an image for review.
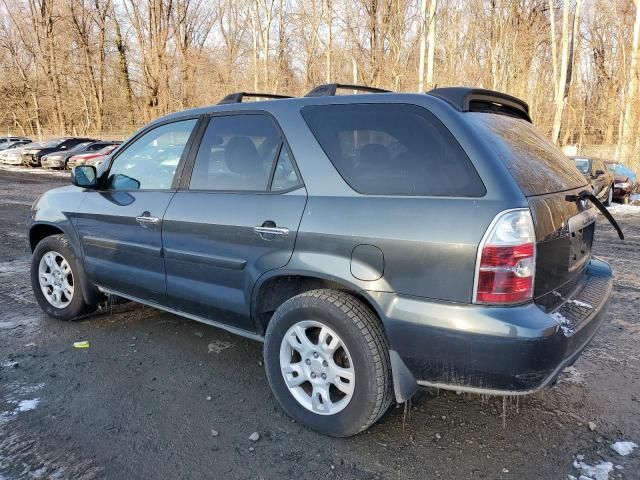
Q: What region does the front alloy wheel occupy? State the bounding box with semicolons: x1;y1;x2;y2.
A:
31;234;95;320
38;251;74;308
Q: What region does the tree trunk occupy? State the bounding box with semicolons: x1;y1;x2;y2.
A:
618;0;640;165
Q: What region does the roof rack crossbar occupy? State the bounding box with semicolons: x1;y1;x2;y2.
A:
217;92;293;105
304;83;392;97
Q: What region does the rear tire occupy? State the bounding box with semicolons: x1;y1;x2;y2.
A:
264;289;393;437
31;234;96;321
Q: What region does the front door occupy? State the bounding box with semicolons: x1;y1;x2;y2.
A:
75;118;199;301
162;114;307;331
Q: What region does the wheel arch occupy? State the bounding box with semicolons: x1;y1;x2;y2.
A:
251;270;386;336
29;222;66;252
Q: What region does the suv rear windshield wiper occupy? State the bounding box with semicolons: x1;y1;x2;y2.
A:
565;190;624;240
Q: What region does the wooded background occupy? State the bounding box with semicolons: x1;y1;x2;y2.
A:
0;0;639;169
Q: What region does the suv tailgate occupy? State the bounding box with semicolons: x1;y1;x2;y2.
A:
468;113;594;311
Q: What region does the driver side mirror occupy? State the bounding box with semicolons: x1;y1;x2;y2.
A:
71;165;98;188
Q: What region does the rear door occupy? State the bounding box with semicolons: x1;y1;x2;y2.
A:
75;118;199;302
468;113;593;311
162;113;306;331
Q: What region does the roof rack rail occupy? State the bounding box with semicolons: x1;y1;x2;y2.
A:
427;87;531;122
304;83;392;97
217;92;293;105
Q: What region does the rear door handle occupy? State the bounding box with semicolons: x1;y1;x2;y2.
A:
253;226;289;236
136;214;160;227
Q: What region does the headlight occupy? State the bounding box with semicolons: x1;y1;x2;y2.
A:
614;182;630;189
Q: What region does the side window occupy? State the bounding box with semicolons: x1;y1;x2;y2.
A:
301;104;486;197
271;148;301;191
107;119;197;190
189;115;282;191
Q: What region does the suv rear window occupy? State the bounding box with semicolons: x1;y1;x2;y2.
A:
301;104;485;196
467;113;587;196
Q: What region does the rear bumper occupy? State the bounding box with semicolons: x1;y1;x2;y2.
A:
372;258;612;399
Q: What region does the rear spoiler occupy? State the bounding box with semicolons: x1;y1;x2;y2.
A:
427;87;532;123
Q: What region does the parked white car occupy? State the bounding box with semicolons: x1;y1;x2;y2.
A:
0;143;41;165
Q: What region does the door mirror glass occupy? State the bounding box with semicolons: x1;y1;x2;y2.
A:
110;173;141;190
71;165;97;188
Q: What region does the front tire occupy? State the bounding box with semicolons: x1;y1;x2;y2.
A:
264;289;392;437
605;185;613;206
31;234;95;320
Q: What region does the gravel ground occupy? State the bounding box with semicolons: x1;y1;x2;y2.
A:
0;166;639;480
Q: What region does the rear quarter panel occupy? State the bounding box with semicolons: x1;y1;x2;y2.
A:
266;94;526;303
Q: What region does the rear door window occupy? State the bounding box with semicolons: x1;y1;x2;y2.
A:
301;104;485;196
467;113;587;196
189;114;295;192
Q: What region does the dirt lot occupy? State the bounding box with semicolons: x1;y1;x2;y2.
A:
0;167;638;480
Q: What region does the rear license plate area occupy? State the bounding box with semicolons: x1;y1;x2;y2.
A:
568;216;595;272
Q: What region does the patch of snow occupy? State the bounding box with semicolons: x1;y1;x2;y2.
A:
0;361;18;368
16;398;39;412
569;300;593;309
610;441;638;456
607;203;640;215
572;459;613;480
207;340;233;354
0;163;68;177
560;366;586;385
551;311;574;336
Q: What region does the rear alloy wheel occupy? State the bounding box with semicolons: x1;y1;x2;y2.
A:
31;234;95;320
264;289;392;437
279;320;355;415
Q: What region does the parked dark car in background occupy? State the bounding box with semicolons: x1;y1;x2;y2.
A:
67;143;121;169
29;85;618;437
571;156;615;205
605;160;637;202
22;137;95;167
42;141;117;170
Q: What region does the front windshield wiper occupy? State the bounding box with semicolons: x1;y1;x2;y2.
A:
565;190;624;240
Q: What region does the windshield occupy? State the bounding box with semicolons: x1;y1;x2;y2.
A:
70;142;92;152
573;158;590;174
43;139;63;148
467;113;587;196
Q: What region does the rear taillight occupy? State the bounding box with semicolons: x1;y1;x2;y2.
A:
474;209;536;305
